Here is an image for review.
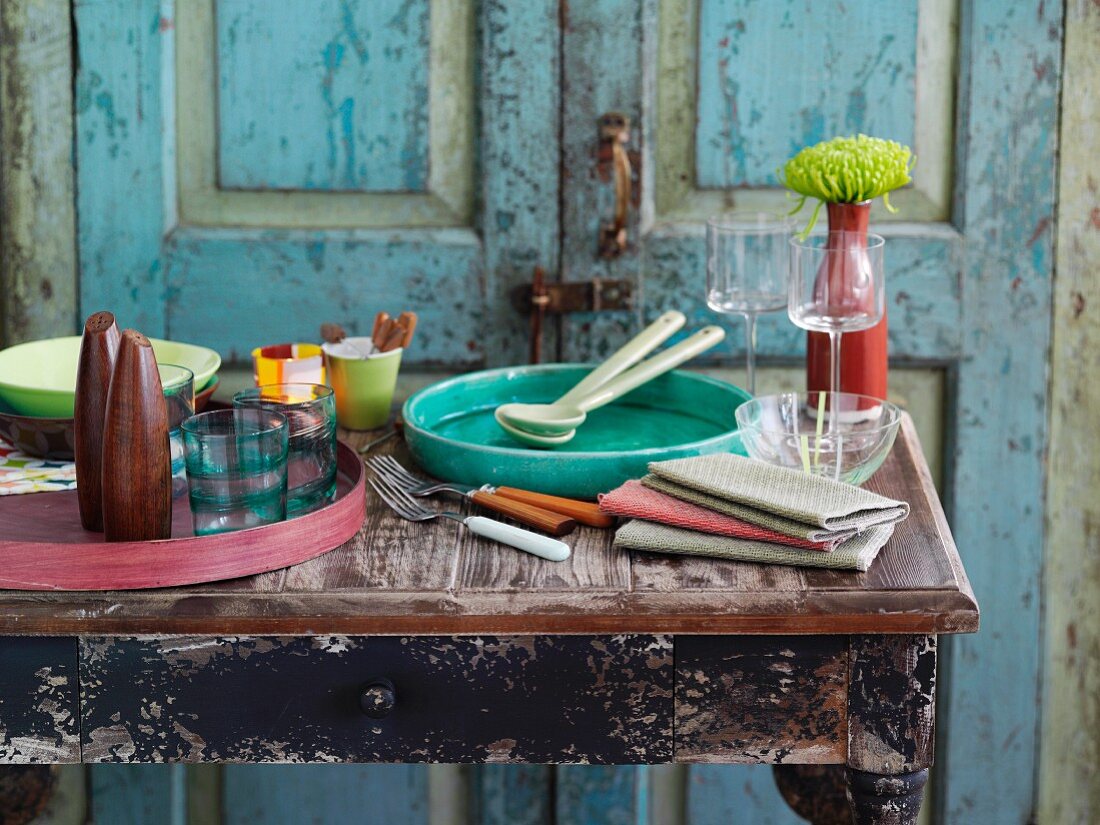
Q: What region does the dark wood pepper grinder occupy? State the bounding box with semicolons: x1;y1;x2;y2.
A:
74;311;121;531
101;330;172;541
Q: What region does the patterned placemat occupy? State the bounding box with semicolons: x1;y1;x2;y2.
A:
0;437;77;495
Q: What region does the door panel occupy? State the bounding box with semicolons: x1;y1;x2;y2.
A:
694;0;919;188
653;0;955;226
176;0;471;227
164;228;481;364
75;0;552;367
214;0;431;194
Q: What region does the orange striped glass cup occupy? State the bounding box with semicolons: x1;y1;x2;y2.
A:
251;343;325;386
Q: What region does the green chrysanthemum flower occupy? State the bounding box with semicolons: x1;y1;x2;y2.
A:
778;134;914;237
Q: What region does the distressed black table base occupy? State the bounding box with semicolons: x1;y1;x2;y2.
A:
1;634;936;824
772;766;929;825
848;769;929;825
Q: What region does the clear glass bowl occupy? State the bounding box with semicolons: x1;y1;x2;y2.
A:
734;392;902;485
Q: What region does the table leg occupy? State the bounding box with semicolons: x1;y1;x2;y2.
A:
846;635;937;825
847;768;927;825
0;766;57;825
773;765;852;824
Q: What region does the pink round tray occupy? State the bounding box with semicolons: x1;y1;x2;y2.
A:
0;441;365;591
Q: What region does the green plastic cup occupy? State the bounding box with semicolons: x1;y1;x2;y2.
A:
322;338;402;430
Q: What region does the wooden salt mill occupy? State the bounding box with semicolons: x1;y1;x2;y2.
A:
74;311;121;531
101;330;172;541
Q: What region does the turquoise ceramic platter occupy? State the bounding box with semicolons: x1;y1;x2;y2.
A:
402;364;751;499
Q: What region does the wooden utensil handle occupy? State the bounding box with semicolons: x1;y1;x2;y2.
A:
371;312;390;347
470;491;577;536
494;487;615;528
397;312;418;348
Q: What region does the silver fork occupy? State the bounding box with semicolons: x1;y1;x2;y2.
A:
367;456;577;536
368;455;482;497
368;474;571;562
370;455;614;529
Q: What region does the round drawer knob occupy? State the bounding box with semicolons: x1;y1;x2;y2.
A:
358;678;396;719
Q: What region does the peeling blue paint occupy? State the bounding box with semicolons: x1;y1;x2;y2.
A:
216;0;429;193
696;0;918;187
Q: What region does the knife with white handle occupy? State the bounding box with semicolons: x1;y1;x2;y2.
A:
464;516;572;562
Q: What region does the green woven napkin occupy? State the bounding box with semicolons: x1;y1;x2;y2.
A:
640;475;855;543
646;453;908;537
614;520;893;571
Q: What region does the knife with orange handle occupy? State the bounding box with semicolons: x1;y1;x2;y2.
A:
487;487;615;528
469;491;577;537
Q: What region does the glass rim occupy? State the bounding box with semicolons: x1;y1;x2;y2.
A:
251;343;324;362
788;231;886;252
735;392;902;435
158;363;194;391
706;211;795;233
181;407;288;439
233;383;334;409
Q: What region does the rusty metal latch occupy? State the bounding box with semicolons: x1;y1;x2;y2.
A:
597;112;632;258
514;271;635;364
514;277;635;316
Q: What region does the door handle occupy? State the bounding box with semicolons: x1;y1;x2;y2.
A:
597;112;632;259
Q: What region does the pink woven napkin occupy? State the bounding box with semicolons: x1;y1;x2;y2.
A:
599;480;838;551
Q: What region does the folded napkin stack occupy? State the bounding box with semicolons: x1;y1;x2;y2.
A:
600;453;908;571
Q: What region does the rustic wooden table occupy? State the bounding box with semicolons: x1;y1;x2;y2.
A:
0;415;977;825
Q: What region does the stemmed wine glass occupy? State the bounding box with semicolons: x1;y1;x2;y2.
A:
788;230;885;435
705;213;791;395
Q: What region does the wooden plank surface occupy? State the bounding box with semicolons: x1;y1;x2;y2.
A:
0;416;977;635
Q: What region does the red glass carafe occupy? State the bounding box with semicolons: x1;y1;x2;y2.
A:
805;202;888;408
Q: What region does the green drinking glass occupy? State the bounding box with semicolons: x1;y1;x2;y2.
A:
181;408;289;536
159;363;195;499
232;383;338;517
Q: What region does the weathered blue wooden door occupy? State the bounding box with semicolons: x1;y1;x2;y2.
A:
554;1;1059;823
73;0;1059;823
76;0;554;369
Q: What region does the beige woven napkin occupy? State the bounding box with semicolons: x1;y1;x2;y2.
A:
640;475;853;544
614;520;893;571
645;453;908;539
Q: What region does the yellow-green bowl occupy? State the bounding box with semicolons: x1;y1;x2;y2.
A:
0;336;221;418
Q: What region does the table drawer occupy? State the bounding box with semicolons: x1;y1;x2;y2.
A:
0;637;80;763
80;635;672;763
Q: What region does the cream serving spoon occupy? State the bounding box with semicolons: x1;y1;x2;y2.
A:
496;325;726;447
496;310;686;437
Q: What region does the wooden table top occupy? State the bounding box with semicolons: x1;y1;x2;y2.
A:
0;415;978;636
